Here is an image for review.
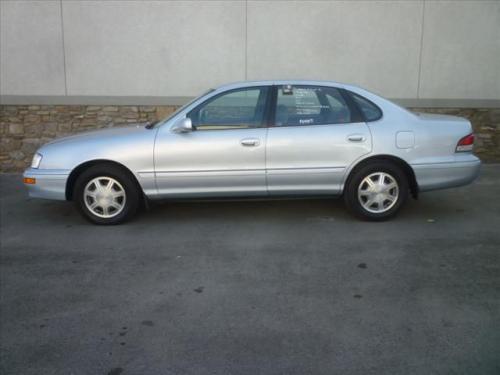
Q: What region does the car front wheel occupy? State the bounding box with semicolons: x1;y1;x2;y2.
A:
74;164;140;225
344;161;408;221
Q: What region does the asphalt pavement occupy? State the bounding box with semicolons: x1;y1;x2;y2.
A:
1;166;499;375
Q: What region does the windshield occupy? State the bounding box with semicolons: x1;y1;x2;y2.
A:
147;88;215;128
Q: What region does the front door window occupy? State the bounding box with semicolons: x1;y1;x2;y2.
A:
188;87;269;130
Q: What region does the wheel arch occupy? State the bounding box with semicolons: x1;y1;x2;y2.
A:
344;155;419;199
65;159;144;201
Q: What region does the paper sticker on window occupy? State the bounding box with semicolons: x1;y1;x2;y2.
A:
282;85;293;95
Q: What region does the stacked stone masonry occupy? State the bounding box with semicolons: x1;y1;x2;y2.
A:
1;105;499;172
0;105;176;172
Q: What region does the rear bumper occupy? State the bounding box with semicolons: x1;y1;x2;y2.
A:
412;155;481;192
23;168;70;200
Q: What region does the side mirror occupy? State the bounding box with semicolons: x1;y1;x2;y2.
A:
171;117;193;133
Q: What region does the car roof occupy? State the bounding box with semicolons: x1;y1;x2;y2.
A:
213;80;358;91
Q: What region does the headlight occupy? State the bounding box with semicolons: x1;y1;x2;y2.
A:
31;153;43;169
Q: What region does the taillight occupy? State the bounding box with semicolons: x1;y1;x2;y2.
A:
456;133;474;152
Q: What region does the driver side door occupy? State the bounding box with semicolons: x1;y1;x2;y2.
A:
154;86;271;197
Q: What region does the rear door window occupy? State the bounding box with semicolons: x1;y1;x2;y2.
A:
274;85;352;126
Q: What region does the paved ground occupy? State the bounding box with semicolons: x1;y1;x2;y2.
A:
1;166;499;375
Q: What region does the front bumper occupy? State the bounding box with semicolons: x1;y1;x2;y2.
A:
412;155;481;192
23;168;70;200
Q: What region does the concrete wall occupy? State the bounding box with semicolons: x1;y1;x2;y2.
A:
1;0;500;106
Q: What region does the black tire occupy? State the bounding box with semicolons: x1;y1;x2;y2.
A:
73;164;140;225
344;161;409;221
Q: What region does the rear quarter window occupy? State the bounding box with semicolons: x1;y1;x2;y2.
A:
349;92;383;122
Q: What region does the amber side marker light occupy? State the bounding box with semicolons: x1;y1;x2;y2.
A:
23;177;36;184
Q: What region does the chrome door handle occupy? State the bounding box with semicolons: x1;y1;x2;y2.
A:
240;138;260;147
347;134;365;142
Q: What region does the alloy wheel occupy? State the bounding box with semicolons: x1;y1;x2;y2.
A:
83;177;126;218
357;172;399;214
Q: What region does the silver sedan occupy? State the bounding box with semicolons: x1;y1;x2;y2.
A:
24;80;481;224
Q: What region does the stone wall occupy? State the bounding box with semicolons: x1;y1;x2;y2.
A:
1;105;499;172
0;105;177;172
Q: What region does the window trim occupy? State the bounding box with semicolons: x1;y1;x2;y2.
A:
187;86;271;131
265;85;278;127
345;90;384;122
269;84;363;128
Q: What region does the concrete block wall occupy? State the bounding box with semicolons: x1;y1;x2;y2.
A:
1;0;499;103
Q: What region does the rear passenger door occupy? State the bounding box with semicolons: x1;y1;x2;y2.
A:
266;85;372;194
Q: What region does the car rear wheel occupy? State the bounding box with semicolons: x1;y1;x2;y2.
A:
344;161;408;221
74;164;140;225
